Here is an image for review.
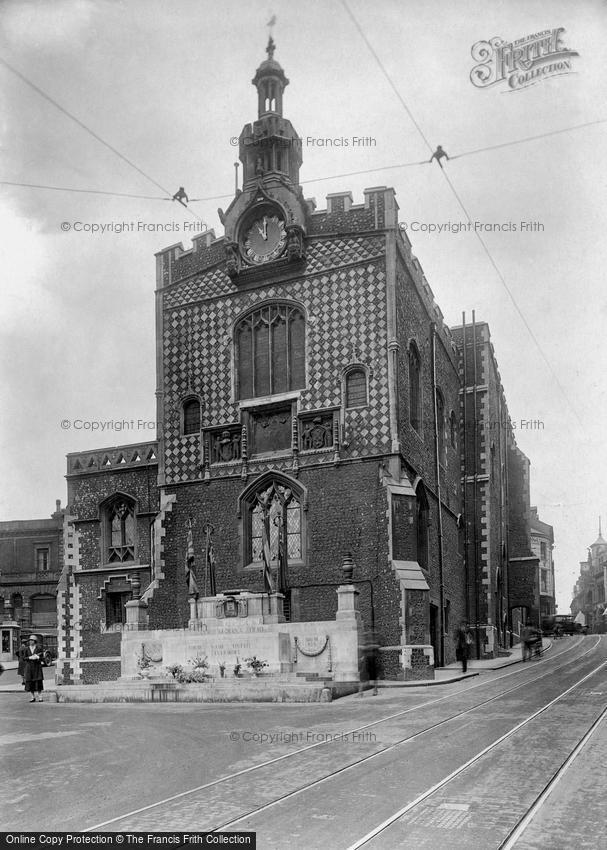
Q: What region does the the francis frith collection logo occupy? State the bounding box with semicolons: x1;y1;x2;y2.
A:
470;28;579;91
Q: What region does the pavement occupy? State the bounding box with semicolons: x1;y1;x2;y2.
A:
0;640;550;694
0;660;58;694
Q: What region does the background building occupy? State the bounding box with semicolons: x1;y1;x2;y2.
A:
530;506;556;620
571;521;606;633
0;501;64;638
452;320;539;653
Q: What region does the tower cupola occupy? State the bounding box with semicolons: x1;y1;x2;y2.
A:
238;38;302;191
221;35;309;279
252;37;288;118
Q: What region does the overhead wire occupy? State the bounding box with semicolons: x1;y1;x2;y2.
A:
0;180;168;200
0;56;170;197
0;40;601;398
450;119;607;160
340;0;583;428
0;55;206;224
4;118;604;205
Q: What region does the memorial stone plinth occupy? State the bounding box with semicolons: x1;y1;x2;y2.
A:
120;584;363;684
191;591;286;626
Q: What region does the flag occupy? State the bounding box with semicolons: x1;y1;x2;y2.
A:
273;489;290;595
261;515;274;593
276;505;289;596
206;530;217;597
276;524;287;595
185;520;199;597
258;488;275;594
267;15;276;27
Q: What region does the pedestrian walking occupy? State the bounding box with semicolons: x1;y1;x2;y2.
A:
17;639;28;685
455;621;473;673
356;632;379;696
521;619;537;661
23;635;44;702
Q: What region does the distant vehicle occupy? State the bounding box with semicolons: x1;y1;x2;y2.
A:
19;631;58;666
543;615;585;636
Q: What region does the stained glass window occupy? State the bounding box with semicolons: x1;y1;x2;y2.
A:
247;482;302;564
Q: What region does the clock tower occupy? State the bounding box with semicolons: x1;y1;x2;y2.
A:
221;38;308;278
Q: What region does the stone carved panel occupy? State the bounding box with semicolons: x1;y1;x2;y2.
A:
207;426;242;464
299;413;334;451
250;406;292;454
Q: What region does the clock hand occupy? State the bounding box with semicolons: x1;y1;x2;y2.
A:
261;216;268;240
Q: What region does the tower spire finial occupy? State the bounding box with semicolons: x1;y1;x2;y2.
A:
266;14;276;58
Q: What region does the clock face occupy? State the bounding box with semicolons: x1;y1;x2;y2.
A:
243;214;287;264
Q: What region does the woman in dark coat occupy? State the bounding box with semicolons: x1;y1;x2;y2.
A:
24;636;44;702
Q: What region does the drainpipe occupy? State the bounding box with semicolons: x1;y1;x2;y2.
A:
461;313;470;625
472;311;480;659
431;322;445;668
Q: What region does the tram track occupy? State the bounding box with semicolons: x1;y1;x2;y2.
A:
346;650;607;848
83;635;599;835
213;637;602;833
498;699;607;849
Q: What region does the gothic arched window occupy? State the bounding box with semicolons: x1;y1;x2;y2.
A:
409;343;422;432
416;484;429;571
104;496;136;563
450;410;457;449
235;303;305;399
436;389;445;461
183;398;201;435
241;477;305;570
345;368;368;408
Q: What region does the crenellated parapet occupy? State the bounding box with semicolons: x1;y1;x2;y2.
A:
155;229;225;290
155;187;402;294
67;441;158;477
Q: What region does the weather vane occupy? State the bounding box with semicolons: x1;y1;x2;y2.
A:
266;14;276;59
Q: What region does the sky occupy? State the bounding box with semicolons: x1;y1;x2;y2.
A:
0;0;605;612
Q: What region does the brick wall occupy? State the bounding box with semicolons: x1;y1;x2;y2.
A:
151;460;401;651
393;247;464;665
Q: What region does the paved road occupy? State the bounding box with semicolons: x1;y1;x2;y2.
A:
1;636;605;849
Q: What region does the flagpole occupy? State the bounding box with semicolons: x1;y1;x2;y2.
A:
204;526;208;598
204;523;215;597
